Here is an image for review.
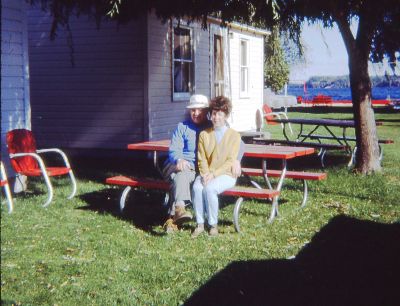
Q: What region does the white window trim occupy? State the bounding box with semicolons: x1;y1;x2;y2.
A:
172;23;195;101
239;38;250;99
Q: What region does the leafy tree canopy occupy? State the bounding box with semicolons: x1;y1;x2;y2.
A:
33;0;399;68
264;26;290;93
31;0;278;39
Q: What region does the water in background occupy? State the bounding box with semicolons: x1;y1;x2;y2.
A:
287;86;400;101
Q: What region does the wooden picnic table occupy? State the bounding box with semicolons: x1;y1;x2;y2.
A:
128;140;315;222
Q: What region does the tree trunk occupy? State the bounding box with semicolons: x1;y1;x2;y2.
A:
348;50;381;173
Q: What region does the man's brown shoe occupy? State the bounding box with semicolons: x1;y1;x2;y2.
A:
173;206;192;225
163;218;178;234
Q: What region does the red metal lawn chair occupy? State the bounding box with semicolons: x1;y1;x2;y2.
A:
6;129;77;207
262;104;293;135
1;161;14;213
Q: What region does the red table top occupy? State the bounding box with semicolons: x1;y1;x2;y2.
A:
128;140;315;160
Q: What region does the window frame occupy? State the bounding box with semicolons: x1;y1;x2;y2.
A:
239;38;250;98
172;24;194;101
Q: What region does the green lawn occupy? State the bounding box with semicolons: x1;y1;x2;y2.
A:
1;111;399;305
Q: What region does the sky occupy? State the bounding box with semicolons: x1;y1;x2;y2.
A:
289;23;350;82
289;22;400;82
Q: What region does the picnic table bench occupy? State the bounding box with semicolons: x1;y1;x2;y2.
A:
241;168;327;207
106;166;327;232
106;175;280;233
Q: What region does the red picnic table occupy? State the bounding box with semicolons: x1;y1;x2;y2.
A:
128;140;315;222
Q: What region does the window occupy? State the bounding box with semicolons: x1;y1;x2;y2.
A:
240;39;249;96
173;26;194;100
214;35;224;97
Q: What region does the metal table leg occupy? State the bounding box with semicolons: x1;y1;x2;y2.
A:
268;159;287;223
120;186;132;211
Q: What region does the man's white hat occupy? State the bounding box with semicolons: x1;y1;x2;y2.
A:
186;94;209;109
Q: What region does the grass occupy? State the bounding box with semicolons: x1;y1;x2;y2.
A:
1;111;400;305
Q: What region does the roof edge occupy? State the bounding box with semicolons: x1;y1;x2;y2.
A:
207;16;271;36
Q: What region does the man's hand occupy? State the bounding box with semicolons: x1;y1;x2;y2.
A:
202;172;214;186
231;160;242;179
176;159;190;171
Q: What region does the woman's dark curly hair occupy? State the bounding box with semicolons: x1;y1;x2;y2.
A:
209;96;232;116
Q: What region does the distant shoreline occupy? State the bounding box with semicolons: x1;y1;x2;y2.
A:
289;75;400;89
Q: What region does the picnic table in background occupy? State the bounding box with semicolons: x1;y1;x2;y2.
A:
266;117;393;167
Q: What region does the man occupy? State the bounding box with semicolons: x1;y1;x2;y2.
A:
163;94;242;233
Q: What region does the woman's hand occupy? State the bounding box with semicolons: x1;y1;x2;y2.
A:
202;173;214;185
231;160;242;178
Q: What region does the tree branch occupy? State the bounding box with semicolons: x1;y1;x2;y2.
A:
356;10;375;55
334;13;355;57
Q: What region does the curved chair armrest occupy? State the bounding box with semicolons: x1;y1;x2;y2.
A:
9;152;55;207
263;111;293;135
264;112;282;119
10;152;48;171
0;162;14;213
279;112;289;120
0;162;7;180
36;148;72;168
271;111;287;116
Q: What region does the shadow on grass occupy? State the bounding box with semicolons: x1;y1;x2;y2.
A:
78;188;168;236
376;118;400;124
1;300;20;306
185;215;400;306
78;188;237;234
69;154;161;182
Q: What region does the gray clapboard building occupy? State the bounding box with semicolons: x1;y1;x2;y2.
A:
2;3;269;160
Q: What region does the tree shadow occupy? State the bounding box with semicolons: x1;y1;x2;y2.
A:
375;118;400;127
185;215;400;306
1;299;20;306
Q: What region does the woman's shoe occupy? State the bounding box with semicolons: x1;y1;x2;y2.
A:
209;226;218;237
191;224;205;238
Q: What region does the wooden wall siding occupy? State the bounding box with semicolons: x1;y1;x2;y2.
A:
228;30;264;131
27;7;146;149
1;0;31;171
146;14;211;140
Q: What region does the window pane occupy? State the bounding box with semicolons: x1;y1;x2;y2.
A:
173;26;193;98
240;67;248;92
214;35;224;82
240;40;247;66
174;62;191;93
174;27;191;60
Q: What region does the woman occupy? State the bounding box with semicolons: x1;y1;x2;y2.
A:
192;96;241;237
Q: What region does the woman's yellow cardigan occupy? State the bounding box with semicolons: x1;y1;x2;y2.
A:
197;127;241;177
